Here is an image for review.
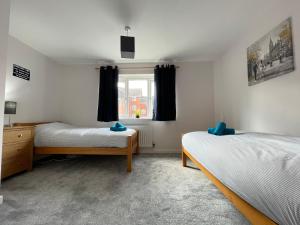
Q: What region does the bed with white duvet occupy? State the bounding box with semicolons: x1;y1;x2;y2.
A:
182;131;300;225
35;122;136;148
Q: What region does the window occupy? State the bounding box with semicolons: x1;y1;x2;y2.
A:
118;74;154;119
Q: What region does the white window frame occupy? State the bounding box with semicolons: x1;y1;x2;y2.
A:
118;74;154;119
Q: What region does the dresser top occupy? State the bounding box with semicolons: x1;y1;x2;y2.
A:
4;126;34;131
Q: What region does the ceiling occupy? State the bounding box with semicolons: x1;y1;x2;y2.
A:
9;0;257;64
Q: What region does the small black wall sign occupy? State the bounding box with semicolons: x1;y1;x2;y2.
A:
13;64;30;81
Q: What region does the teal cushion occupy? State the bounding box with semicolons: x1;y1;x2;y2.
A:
208;127;215;134
110;126;127;132
223;128;235;135
214;122;226;136
110;122;127;132
115;122;126;128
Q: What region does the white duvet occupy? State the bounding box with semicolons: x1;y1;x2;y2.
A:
182;131;300;225
34;122;136;148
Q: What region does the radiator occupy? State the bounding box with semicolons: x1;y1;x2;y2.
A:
128;125;153;147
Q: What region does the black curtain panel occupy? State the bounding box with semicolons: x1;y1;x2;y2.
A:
153;65;176;121
97;66;119;122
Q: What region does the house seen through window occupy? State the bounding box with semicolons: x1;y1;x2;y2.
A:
118;74;154;119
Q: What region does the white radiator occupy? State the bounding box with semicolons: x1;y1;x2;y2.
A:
128;125;153;147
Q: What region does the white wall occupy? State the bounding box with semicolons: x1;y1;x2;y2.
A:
0;0;11;179
214;0;300;136
61;62;215;152
4;36;63;124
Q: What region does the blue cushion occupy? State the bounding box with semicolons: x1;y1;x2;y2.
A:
110;122;127;132
110;126;127;132
208;122;235;136
223;128;235;135
115;122;126;128
208;127;215;134
214;122;226;136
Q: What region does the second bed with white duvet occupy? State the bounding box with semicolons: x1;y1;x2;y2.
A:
34;122;136;148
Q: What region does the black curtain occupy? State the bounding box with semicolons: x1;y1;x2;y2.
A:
153;65;176;121
97;66;119;122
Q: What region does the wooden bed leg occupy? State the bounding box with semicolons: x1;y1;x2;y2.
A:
127;136;133;172
127;152;132;172
136;131;140;154
182;148;187;167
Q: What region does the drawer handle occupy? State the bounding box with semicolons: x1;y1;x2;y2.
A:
18;134;23;138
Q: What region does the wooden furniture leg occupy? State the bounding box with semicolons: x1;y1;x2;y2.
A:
136;131;140;154
182;149;187;167
127;151;132;172
127;136;133;172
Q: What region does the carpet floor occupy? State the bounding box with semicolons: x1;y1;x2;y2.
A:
0;154;249;225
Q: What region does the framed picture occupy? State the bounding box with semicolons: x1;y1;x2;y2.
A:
247;17;294;86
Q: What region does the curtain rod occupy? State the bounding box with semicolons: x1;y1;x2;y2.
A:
95;66;180;70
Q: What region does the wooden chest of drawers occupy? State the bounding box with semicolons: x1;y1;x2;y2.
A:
1;126;34;180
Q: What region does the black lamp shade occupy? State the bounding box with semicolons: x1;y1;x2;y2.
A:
4;101;17;115
120;36;135;59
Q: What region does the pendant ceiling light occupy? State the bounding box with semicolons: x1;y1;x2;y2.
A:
120;26;135;59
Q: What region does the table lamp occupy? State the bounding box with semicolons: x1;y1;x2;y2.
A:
4;101;17;127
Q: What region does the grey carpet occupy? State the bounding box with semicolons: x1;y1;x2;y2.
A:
0;154;250;225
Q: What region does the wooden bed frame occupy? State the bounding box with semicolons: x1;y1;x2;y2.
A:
14;122;139;172
182;146;277;225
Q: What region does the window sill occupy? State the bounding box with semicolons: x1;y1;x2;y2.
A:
119;118;152;124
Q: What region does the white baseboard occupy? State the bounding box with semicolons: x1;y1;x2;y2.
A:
139;148;180;154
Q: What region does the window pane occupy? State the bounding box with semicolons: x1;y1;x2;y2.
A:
118;81;126;98
150;80;155;117
117;76;154;118
129;80;148;97
118;81;126;117
151;80;155;97
118;98;127;118
128;97;149;118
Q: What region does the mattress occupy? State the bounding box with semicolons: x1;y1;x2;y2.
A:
182;131;300;225
34;122;136;148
